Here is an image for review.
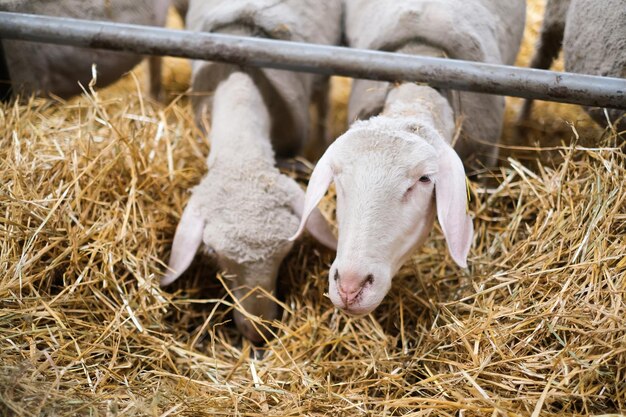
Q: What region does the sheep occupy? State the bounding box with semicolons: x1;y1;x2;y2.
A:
161;0;342;343
184;0;342;158
521;0;626;129
162;71;337;343
344;0;527;169
0;0;169;100
290;0;526;316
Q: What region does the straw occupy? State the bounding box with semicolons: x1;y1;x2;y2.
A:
1;1;625;415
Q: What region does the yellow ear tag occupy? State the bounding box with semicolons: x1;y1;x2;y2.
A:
465;176;471;213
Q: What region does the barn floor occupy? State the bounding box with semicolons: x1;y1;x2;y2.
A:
1;1;625;416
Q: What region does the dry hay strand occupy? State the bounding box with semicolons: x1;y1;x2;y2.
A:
1;78;625;417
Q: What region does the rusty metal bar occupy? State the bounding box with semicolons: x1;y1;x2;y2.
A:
0;12;625;110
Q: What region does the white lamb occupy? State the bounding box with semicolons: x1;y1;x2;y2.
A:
161;0;342;343
162;71;336;342
291;0;526;315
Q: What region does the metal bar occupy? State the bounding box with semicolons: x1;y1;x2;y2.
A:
0;12;625;110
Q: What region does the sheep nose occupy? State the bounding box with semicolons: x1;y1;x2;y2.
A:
334;269;374;306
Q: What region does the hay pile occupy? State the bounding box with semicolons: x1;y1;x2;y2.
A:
2;1;626;416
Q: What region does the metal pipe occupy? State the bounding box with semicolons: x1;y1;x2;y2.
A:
0;12;625;110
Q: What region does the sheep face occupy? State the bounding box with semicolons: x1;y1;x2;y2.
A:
162;167;336;342
326;132;438;315
292;124;472;316
214;233;293;344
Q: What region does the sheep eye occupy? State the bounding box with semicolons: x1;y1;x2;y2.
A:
404;176;432;199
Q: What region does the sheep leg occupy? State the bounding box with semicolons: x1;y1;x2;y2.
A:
148;55;164;102
303;76;332;161
519;0;570;121
172;0;188;21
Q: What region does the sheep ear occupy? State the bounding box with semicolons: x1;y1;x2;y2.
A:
161;200;205;286
435;143;473;268
288;146;335;243
284;177;337;250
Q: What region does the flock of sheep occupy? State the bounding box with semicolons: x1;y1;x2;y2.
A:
1;0;624;343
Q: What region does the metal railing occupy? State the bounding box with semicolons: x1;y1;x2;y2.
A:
0;12;624;110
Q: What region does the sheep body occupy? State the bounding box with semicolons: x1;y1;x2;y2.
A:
186;0;342;156
345;0;526;167
523;0;625;129
565;0;626;81
0;0;168;100
193;148;299;266
564;0;625;128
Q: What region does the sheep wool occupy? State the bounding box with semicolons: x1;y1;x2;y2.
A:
164;70;339;342
523;0;625;130
343;0;526;167
563;0;626;129
186;0;342;157
0;0;169;99
191;161;299;265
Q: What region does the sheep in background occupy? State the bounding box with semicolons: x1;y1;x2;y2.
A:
185;0;341;158
344;0;526;170
0;0;169;100
520;0;626;129
162;0;342;343
291;0;526;316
